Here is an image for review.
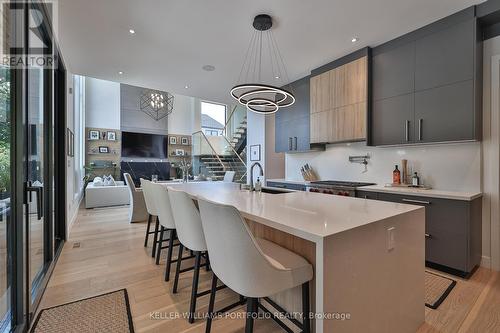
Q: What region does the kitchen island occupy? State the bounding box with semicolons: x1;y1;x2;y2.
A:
166;182;425;333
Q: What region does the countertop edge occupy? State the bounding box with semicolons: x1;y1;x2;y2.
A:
360;186;482;201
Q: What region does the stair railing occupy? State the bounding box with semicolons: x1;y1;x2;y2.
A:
192;131;227;179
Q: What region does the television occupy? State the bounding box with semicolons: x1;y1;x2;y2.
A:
121;132;168;159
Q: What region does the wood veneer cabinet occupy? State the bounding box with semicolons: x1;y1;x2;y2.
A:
310;55;368;144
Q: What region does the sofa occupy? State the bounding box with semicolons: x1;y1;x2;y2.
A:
85;181;130;208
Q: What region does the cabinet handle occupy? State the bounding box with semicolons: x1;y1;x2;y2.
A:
405;120;410;142
294;137;297;150
288;137;292;150
418;119;423;141
425;233;431;238
402;198;431;205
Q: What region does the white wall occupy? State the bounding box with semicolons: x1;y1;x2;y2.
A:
286;142;481;192
168;94;199;135
246;110;266;185
66;74;85;236
85;77;120;129
482;35;500;271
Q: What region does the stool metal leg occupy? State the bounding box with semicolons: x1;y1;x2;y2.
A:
245;298;257;333
188;251;202;324
205;274;218;333
144;214;152;247
151;217;159;257
172;243;185;293
155;226;165;265
164;229;176;281
302;282;311;333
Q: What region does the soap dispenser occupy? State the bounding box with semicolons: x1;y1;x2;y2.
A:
254;177;262;192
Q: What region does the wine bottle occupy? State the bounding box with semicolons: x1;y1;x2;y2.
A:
393;165;401;185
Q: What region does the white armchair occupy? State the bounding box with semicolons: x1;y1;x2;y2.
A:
123;173;148;223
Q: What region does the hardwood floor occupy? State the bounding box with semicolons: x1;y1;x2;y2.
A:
39;205;500;333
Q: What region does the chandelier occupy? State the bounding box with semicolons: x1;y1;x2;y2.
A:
139;89;174;121
231;14;295;115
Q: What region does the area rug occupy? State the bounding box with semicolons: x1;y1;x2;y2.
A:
425;271;456;309
31;289;134;333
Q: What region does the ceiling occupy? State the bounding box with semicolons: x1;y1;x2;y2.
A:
58;0;484;105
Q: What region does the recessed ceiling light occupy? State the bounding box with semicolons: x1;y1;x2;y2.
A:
118;71;124;75
351;37;358;43
184;85;189;89
129;29;135;35
202;65;215;72
275;76;280;79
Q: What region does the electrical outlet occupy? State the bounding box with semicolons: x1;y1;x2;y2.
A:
387;227;396;251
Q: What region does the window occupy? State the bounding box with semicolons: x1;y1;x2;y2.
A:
201;101;226;136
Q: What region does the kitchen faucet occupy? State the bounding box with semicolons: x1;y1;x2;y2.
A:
250;162;264;191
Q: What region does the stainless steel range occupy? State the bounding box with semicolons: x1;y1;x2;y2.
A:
306;181;376;197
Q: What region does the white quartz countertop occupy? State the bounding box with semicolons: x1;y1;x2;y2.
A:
165;182;422;242
360;185;482;201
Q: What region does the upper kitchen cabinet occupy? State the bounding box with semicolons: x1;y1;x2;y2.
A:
372;42;415;100
369;8;482;146
310;48;370;144
275;76;324;153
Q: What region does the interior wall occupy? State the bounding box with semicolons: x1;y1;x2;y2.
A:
286;142;481;192
246;110;266;185
85;77;120;130
265;114;285;180
66;73;85;235
483;35;500;271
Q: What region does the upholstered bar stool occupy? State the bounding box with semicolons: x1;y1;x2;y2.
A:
123;173;148;223
167;188;217;323
149;182;181;279
198;197;313;333
140;178;160;257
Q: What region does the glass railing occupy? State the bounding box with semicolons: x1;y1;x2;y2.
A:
225;105;246;142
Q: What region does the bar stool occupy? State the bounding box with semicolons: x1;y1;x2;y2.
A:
149;182;181;280
167;188;219;323
140;179;160;258
197;197;313;333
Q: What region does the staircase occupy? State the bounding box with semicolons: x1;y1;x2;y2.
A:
198;155;247;181
229;116;247;155
191;107;248;183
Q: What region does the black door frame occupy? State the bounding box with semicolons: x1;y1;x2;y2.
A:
6;1;67;332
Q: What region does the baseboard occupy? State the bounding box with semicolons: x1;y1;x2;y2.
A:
481;255;492;269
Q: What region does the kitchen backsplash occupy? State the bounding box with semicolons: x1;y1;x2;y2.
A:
285;141;481;192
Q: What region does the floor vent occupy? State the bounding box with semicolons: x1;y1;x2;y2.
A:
73;242;81;248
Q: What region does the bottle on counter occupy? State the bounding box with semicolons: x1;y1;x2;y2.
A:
254;177;262;192
401;159;408;185
393;165;401;185
412;172;420;187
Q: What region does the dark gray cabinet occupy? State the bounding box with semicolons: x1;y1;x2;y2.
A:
355;190;378;200
275;77;324;153
372;94;414;145
370;14;482;146
372;43;415;100
363;191;482;277
266;181;306;191
414;80;474;142
415;19;474;91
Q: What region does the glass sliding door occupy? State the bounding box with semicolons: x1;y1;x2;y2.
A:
0;65;12;332
0;1;67;332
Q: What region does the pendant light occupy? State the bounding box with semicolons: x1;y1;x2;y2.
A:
231;14;295;115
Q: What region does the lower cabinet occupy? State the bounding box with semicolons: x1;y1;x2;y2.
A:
356;191;482;277
266;181;306;192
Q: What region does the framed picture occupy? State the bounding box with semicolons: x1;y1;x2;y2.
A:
181;137;189;145
175;149;185;156
101;131;107;140
169;136;177;145
250;144;261;161
99;146;109;154
107;131;116;141
89;130;99;140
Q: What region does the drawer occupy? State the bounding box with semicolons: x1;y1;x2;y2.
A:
356;190;378;200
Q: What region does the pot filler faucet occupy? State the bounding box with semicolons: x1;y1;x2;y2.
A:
250;162;264;191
